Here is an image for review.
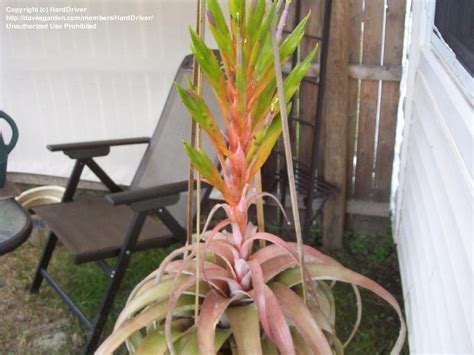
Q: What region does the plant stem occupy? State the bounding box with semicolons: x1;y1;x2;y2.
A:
270;14;307;303
255;170;266;248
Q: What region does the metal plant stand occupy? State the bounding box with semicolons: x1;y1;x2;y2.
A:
267;0;338;239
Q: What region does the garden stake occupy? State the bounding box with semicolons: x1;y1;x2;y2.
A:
191;0;207;325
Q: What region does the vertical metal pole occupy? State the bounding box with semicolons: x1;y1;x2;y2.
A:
303;0;333;236
291;0;302;157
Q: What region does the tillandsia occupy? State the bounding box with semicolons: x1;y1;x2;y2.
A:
97;0;406;354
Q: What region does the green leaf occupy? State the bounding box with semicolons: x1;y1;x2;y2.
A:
246;0;266;50
208;0;234;65
248;1;279;74
256;11;311;78
280;12;311;61
229;0;246;25
227;304;263;355
189;28;227;103
291;327;312;355
250;76;277;128
248;115;282;179
174;328;199;355
176;83;228;154
253;45;318;129
183;142;226;193
282;45;318;102
96;296;195;354
174;326;230;355
135;327;187;355
261;336;279;355
115;276;187;327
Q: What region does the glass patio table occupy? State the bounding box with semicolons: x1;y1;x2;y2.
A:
0;181;32;255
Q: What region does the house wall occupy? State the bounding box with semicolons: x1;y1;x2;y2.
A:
394;0;473;353
0;0;222;185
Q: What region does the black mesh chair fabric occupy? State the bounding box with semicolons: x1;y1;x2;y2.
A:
33;196;175;263
131;54;220;226
33;55;221;263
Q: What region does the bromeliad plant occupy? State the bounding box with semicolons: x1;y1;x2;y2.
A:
97;0;406;354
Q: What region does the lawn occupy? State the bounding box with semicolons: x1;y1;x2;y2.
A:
0;225;407;354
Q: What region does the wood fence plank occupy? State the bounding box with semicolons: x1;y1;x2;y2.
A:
322;0;351;248
285;63;402;81
353;0;386;201
374;0;406;202
346;0;363;198
346;199;390;217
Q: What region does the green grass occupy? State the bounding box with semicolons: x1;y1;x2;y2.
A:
49;244;180;335
1;221;406;353
50;230;407;353
309;229;409;354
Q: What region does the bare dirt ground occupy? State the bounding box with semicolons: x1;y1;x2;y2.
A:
0;242;84;354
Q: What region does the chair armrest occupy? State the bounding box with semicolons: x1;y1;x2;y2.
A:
48;137;151;152
106;180;209;212
48;137;150;159
106;181;189;206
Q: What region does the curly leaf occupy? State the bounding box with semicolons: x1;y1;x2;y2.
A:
95;296;195;355
197;290;234;354
271;282;333;354
276;263;407;354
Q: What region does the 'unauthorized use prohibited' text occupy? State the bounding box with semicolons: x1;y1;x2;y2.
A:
5;6;154;30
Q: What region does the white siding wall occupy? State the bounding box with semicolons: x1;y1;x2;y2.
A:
0;0;223;184
394;1;473;354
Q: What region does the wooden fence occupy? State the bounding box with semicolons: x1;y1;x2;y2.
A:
288;0;407;247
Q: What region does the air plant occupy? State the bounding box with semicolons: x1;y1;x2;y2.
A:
97;0;406;354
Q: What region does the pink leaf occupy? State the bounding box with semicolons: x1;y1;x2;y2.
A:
197;290;235;354
247;259;274;342
263;285;296;355
271;282;332;354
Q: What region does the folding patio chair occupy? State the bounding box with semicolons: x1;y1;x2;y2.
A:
29;54;220;354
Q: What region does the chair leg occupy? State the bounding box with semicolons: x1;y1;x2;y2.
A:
31;160;84;293
83;259;127;354
30;231;58;293
83;212;147;354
